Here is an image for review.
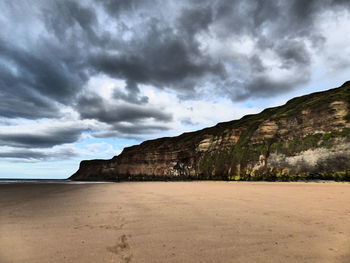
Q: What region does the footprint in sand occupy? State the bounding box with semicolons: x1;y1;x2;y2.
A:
107;234;133;263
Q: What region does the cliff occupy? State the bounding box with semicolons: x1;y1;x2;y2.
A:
70;81;350;181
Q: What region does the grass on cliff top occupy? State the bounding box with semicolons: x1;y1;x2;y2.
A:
136;81;350;149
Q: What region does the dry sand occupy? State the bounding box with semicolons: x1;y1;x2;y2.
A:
1;181;350;263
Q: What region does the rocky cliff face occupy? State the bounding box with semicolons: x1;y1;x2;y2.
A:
70;81;350;181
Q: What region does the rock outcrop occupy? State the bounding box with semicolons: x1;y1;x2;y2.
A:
70;81;350;181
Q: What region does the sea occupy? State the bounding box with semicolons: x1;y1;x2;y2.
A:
0;179;111;184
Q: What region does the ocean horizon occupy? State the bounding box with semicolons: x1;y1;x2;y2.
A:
0;179;111;184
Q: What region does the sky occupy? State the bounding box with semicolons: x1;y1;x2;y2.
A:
1;0;350;179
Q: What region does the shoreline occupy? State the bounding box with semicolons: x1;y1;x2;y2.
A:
1;178;349;184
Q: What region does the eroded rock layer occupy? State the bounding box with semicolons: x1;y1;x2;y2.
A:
70;82;350;181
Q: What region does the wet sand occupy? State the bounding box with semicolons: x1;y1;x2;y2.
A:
1;181;350;263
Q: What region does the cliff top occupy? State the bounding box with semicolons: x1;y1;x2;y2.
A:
120;81;350;152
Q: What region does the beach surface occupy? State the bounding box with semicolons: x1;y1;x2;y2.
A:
1;181;349;263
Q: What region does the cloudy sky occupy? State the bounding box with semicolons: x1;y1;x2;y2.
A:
1;0;350;179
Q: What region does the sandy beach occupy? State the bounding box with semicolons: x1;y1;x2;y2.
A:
1;181;349;263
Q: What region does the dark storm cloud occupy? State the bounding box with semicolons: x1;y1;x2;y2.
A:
0;0;95;120
0;60;60;119
178;5;214;36
43;1;96;37
113;80;149;104
275;40;311;69
289;0;350;24
0;148;77;161
93;123;170;139
77;93;172;124
78;91;172;138
97;0;144;15
0;127;87;148
233;74;310;101
89;20;224;92
42;0;111;47
0;93;59;119
227;39;311;100
212;0;347;39
0;32;87;118
111;123;169;135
